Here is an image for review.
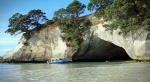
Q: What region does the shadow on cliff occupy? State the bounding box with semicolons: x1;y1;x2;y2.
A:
72;35;132;62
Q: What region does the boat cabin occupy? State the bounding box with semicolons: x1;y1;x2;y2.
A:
50;58;63;62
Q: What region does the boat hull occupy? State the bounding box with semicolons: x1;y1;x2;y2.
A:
47;60;71;64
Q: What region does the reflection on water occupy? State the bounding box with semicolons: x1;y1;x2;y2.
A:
0;62;150;82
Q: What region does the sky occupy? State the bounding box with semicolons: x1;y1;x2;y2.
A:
0;0;92;56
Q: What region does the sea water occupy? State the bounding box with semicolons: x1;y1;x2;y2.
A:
0;61;150;82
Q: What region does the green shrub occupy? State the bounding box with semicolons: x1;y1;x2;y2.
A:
88;0;150;34
53;0;91;47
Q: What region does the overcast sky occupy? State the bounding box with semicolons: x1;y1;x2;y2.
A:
0;0;92;56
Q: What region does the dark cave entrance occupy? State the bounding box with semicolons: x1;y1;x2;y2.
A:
72;37;132;62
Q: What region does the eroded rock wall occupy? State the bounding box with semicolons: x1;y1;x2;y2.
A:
2;15;150;62
91;21;150;60
3;26;67;62
71;29;130;61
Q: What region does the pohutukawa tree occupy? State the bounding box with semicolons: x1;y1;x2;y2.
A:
28;9;48;29
88;0;113;18
53;0;90;47
66;0;86;18
5;9;48;36
104;0;150;34
88;0;150;34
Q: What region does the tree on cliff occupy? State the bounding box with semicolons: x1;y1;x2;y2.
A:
53;0;90;47
53;8;69;28
66;0;86;18
88;0;150;34
104;0;150;34
53;0;86;26
88;0;113;18
5;9;48;36
28;9;48;29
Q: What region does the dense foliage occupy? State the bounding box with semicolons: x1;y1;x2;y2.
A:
105;0;150;34
6;0;149;47
53;0;91;47
88;0;150;34
5;9;48;37
88;0;113;18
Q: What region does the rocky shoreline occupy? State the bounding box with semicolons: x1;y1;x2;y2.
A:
0;56;47;63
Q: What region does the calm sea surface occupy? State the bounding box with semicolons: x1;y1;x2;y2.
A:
0;61;150;82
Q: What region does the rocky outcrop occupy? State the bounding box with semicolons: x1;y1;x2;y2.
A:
66;16;150;61
72;34;130;61
2;15;150;62
3;25;67;62
92;23;150;60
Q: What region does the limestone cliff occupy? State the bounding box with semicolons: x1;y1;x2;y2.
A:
2;15;150;62
93;23;150;60
3;24;67;62
72;16;150;61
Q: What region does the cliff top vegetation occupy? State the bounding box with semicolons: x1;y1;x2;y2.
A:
5;0;150;46
88;0;150;34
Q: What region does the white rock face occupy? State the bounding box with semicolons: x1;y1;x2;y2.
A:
92;22;150;60
28;27;67;59
3;16;150;61
3;26;67;61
